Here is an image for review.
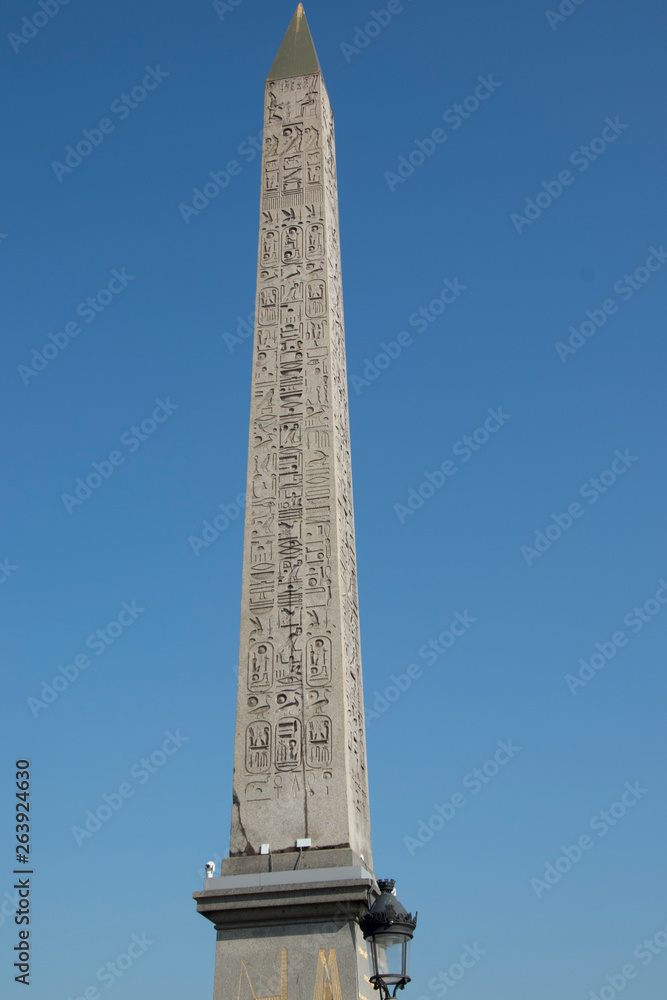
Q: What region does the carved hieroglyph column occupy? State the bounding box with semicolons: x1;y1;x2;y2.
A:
230;3;372;870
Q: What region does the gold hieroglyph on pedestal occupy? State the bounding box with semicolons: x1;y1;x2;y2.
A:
237;949;288;1000
313;950;343;1000
236;948;344;1000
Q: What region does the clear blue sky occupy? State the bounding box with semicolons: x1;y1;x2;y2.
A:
2;0;666;997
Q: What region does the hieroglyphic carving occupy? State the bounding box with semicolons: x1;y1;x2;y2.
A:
276;718;301;770
282;225;302;264
306;636;331;686
231;68;371;861
248;641;273;691
313;949;343;1000
306;716;331;767
246;722;271;773
232;946;347;1000
306;223;323;259
237;947;288;1000
246;777;272;802
306;279;326;317
259;287;279;324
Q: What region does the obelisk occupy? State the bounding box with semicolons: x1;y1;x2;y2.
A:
194;8;377;1000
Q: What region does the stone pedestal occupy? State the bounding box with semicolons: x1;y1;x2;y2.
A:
194;860;378;1000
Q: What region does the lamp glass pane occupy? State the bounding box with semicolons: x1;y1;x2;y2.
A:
403;940;411;978
371;932;407;984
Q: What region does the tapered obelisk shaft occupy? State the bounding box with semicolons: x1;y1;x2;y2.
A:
195;16;378;998
230;4;372;867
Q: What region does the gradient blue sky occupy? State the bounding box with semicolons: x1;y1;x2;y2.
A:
2;0;667;998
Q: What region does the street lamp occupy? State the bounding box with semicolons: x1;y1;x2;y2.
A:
360;879;418;999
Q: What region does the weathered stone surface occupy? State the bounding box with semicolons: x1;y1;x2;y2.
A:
194;868;377;1000
230;7;372;867
218;848;363;876
209;920;373;1000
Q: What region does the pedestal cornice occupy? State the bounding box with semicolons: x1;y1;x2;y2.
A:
194;865;376;929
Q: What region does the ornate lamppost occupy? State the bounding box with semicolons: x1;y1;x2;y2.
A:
360;879;418;1000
